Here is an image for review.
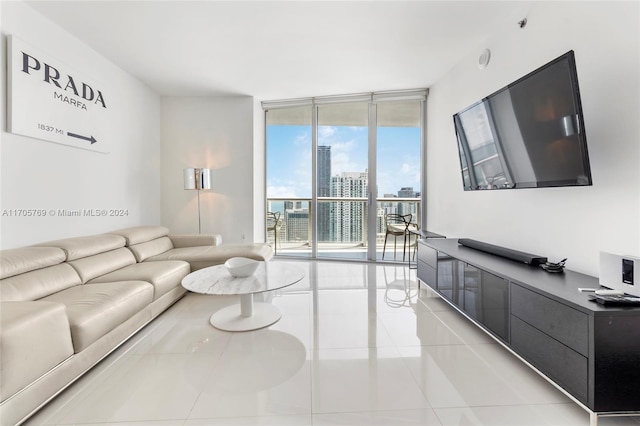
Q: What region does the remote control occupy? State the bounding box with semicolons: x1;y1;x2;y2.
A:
591;294;640;306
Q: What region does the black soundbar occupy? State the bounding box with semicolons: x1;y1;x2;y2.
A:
458;238;548;266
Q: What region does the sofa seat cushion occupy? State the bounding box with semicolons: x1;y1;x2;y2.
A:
0;301;74;402
40;281;153;353
145;244;274;271
88;261;190;301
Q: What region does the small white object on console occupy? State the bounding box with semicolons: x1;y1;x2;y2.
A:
600;252;639;297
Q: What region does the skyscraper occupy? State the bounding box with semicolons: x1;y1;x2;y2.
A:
398;187;416;198
317;145;331;242
397;187;419;221
331;171;368;243
285;208;309;243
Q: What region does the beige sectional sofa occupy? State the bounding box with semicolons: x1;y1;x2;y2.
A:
0;225;273;426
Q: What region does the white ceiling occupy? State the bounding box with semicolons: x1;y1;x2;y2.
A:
25;1;533;100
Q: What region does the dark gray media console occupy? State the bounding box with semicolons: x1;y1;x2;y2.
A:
417;238;640;420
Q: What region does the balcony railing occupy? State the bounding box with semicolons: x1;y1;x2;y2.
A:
266;197;421;261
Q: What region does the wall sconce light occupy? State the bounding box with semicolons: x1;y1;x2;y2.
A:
183;167;211;233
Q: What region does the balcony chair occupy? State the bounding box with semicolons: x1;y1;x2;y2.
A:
266;211;283;254
382;213;413;261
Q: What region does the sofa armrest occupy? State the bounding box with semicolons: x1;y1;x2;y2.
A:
168;234;222;248
0;301;74;401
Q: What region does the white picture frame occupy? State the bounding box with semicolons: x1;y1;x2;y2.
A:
7;35;110;154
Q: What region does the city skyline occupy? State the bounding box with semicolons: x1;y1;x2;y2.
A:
267;168;419;246
266;124;421;199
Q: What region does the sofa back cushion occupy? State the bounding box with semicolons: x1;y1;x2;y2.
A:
0;247;65;279
0;247;82;301
36;234;126;261
109;226;170;246
68;247;136;283
34;234;135;283
1;264;82;302
128;237;174;262
107;226;173;262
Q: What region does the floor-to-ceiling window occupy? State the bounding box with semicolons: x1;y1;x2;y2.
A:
264;90;426;262
376;99;423;262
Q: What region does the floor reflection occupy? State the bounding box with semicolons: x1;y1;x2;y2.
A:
25;260;640;426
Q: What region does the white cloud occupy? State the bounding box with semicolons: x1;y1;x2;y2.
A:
318;126;337;139
329;139;367;175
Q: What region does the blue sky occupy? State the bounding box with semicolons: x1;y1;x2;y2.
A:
267;125;421;198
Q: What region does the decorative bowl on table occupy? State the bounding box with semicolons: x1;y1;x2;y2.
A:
224;257;260;277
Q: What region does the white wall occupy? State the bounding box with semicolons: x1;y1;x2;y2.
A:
160;97;256;243
0;1;162;249
426;1;640;276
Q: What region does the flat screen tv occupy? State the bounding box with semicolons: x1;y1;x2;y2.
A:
453;51;592;190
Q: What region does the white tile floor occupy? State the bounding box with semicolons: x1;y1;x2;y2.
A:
25;260;640;426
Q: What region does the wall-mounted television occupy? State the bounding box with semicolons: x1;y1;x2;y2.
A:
453;51;592;190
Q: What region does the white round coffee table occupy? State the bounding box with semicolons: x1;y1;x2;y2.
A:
181;261;304;332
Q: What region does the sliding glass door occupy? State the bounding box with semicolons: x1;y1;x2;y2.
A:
316;102;369;260
265;106;312;257
376;100;422;261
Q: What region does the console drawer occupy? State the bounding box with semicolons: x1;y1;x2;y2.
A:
511;316;588;404
417;261;436;289
511;283;588;356
417;244;438;268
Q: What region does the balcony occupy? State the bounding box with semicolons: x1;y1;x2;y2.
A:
266;197;421;262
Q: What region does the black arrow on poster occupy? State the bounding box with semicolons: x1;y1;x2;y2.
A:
67;132;97;144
